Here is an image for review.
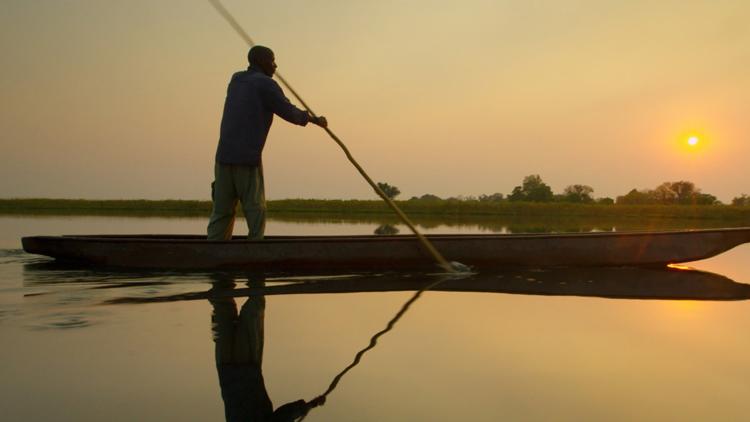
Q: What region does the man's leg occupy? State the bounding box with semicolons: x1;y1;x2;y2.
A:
236;165;266;240
207;162;238;240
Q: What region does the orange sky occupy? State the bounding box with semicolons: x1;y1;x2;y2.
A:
1;0;748;201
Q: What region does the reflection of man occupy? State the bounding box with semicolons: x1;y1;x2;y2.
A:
207;46;328;241
210;276;322;421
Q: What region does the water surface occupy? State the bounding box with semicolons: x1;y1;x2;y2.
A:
1;215;749;421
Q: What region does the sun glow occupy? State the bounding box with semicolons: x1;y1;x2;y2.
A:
676;132;708;154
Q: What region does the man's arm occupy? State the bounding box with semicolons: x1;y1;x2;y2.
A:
262;80;327;127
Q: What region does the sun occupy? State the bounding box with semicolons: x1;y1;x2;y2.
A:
678;133;707;153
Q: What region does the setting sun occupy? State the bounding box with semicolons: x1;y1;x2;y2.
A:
677;133;708;153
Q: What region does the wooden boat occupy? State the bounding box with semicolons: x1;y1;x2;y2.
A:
21;227;750;270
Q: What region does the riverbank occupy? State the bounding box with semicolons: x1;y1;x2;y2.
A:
2;198;750;222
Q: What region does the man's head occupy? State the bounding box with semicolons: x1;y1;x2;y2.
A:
248;46;277;77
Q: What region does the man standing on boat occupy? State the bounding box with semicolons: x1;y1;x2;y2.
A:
207;46;327;241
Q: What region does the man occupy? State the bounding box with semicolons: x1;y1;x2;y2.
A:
207;45;327;240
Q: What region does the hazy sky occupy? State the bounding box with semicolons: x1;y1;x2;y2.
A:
1;0;748;201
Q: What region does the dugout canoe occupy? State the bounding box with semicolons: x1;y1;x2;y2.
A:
21;227;750;270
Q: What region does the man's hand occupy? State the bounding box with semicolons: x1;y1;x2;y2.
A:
310;115;328;128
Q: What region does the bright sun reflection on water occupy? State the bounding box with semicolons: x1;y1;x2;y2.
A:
664;300;705;313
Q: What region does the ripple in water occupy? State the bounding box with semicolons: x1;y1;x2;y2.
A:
29;313;93;330
0;249;51;266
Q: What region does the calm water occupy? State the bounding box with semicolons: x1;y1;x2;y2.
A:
1;215;750;421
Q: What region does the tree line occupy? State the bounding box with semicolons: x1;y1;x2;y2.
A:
376;176;749;206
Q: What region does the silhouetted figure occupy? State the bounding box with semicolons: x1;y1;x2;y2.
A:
210;275;323;421
207;46;328;241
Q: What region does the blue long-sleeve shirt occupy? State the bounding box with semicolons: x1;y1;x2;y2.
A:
215;67;310;165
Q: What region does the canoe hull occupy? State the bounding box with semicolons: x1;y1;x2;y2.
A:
21;228;750;270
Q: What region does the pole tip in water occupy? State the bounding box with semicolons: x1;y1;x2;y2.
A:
441;261;472;273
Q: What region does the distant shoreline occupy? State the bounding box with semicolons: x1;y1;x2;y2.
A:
1;198;749;222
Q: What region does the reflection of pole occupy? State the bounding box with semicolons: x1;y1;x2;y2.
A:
207;0;460;273
299;277;453;420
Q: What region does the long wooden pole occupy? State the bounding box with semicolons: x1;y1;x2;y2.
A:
208;0;460;273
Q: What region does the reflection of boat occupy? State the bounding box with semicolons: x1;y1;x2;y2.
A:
106;267;750;303
22;227;750;270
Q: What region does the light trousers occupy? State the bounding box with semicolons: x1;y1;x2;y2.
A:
207;162;266;240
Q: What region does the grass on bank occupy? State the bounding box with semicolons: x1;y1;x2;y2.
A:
0;198;212;216
2;198;750;222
